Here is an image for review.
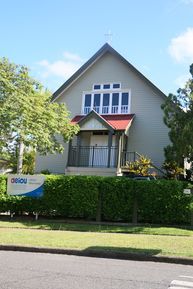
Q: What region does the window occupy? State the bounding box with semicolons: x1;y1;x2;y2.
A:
93;84;101;90
102;93;110;113
93;94;100;113
112;93;119;113
82;83;130;115
121;92;129;113
121;93;129;105
113;83;120;89
103;84;110;89
112;93;119;106
84;94;91;114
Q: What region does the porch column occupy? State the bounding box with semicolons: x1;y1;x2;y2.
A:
107;131;113;168
67;139;72;166
75;133;81;166
116;132;124;175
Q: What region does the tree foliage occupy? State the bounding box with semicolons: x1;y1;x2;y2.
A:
162;64;193;167
0;58;79;172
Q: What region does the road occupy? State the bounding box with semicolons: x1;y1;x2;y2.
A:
0;251;192;289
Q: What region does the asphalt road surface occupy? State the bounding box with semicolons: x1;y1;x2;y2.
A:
0;251;192;289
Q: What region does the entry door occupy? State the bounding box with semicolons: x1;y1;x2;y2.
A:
89;135;108;167
89;134;116;167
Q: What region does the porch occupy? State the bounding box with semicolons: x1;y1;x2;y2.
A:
66;110;136;176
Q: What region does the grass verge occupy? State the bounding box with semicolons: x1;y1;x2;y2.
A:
0;218;193;258
0;228;193;258
0;219;192;236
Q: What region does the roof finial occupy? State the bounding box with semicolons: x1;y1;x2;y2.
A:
104;30;113;44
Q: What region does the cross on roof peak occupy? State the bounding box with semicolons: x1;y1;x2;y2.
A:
104;30;113;44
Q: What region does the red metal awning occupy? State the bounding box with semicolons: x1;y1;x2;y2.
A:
71;112;135;131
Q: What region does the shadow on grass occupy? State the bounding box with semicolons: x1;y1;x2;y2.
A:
0;215;192;236
83;246;161;256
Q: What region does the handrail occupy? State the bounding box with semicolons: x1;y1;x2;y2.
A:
121;151;166;176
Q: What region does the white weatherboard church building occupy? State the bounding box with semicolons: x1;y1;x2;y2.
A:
36;43;169;176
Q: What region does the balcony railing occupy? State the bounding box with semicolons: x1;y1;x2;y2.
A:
83;105;129;115
68;146;118;168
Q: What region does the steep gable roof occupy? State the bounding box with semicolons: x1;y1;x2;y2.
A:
52;43;167;101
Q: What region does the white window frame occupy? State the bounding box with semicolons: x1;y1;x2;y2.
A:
82;84;131;115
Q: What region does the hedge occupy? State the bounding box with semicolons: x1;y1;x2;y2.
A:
0;174;192;225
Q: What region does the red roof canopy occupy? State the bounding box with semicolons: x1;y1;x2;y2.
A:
71;113;135;131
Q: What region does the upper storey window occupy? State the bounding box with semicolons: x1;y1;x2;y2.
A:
93;84;101;90
83;83;130;115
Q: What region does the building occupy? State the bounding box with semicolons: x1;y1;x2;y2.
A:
36;43;169;176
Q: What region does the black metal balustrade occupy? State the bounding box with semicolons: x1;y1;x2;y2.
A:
68;146;118;168
121;151;141;166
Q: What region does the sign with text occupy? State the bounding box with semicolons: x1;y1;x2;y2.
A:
7;175;45;198
183;189;191;195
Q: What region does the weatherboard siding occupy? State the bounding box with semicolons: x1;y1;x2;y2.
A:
35;50;169;174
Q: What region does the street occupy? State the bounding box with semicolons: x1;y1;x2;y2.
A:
0;251;192;289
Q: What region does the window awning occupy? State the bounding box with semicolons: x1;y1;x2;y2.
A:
71;110;135;132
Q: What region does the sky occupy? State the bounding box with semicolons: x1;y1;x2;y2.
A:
1;0;193;95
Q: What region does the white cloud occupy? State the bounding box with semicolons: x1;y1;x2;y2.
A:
168;27;193;63
181;0;193;4
63;52;83;62
37;51;84;80
175;74;190;88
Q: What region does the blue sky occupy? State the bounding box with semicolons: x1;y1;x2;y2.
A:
1;0;193;95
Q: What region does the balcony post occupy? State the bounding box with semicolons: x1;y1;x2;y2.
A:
116;132;124;175
75;133;81;166
107;131;113;167
67;139;72;166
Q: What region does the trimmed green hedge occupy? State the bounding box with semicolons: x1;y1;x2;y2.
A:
136;180;190;224
0;175;192;225
100;177;134;221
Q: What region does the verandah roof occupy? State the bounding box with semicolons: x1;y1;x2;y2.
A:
71;111;135;131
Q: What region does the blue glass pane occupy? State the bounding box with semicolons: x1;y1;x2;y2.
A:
113;83;120;89
94;94;100;106
112;93;119;105
122;93;129;105
103;84;110;89
84;94;91;106
103;93;110;106
94;84;100;90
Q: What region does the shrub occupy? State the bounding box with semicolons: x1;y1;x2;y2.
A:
42;175;100;219
0;174;192;225
136;180;190;224
100;177;134;222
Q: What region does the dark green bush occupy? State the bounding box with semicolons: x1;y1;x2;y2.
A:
136;180;190;224
42;175;100;219
100;177;134;222
0;174;192;225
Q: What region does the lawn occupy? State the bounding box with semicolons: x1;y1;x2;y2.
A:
0;218;193;258
0;228;193;258
0;219;192;236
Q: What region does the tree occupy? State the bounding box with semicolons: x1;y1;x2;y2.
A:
0;58;79;173
161;64;193;169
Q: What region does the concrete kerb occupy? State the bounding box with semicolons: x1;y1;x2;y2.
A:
0;245;193;265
